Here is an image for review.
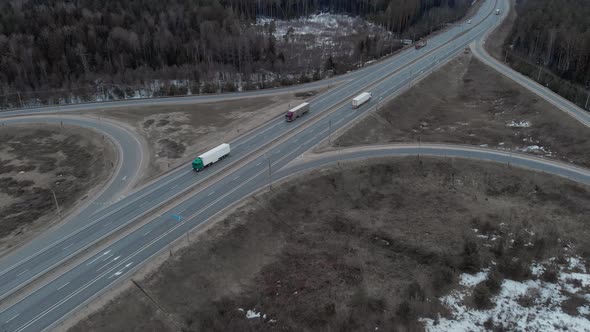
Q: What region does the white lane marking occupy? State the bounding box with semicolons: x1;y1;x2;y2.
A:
170;185;178;190
62;243;74;251
16;270;28;277
256;162;262;166
86;251;111;266
6;313;19;323
233;175;240;180
144;230;152;236
139;201;149;207
57;282;70;291
109;262;133;279
207;191;215;197
96;261;113;272
103;221;113;227
101;254;113;262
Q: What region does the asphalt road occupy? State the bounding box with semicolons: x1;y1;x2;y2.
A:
471;39;590;128
8;0;579;331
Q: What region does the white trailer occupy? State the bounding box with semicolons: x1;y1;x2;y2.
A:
285;102;310;122
192;143;230;171
352;92;372;109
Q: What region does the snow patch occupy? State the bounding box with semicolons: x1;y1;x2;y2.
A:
421;256;590;331
246;309;261;319
507;120;531;128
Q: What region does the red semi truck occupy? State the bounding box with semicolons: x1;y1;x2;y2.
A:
415;40;427;49
285;102;310;122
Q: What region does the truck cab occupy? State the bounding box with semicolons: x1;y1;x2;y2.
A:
192;157;205;171
285;112;295;122
415;40;427;49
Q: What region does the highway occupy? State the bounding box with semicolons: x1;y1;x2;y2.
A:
0;0;521;330
0;0;504;308
6;0;588;330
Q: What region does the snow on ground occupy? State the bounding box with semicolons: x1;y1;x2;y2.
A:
238;307;274;322
507;120;531;128
257;12;392;48
421;256;590;331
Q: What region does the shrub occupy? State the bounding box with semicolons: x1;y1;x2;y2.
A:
396;300;413;321
406;281;425;301
124;87;135;98
460;238;481;273
432;265;456;293
541;264;559;283
480;220;499;235
112;86;125;99
517;288;539;308
299;73;311;83
222;82;237;92
497;256;531;281
485;269;504;295
202;82;217;93
473;283;493;309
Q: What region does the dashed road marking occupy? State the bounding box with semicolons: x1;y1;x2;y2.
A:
57;282;70;291
6;313;19;323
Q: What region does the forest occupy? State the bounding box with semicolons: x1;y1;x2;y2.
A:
0;0;470;106
505;0;590;109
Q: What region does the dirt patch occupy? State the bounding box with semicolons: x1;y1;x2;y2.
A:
0;124;116;256
84;90;326;185
484;0;516;61
333;53;590;167
68;157;590;331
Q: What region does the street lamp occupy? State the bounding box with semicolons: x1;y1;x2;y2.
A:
328;118;332;145
50;188;61;217
264;153;272;191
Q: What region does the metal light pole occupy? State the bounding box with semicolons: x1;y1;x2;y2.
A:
328;118;332;145
50;188;61;217
265;154;272;191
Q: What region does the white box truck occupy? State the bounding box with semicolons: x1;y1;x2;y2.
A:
495;9;500;15
192;143;230;171
352;92;372;109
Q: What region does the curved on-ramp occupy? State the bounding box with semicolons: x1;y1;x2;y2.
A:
0;115;146;283
281;144;590;187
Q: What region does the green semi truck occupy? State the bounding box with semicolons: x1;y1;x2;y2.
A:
192;143;231;171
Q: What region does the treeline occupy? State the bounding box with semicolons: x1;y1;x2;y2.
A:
0;0;470;100
505;0;590;107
